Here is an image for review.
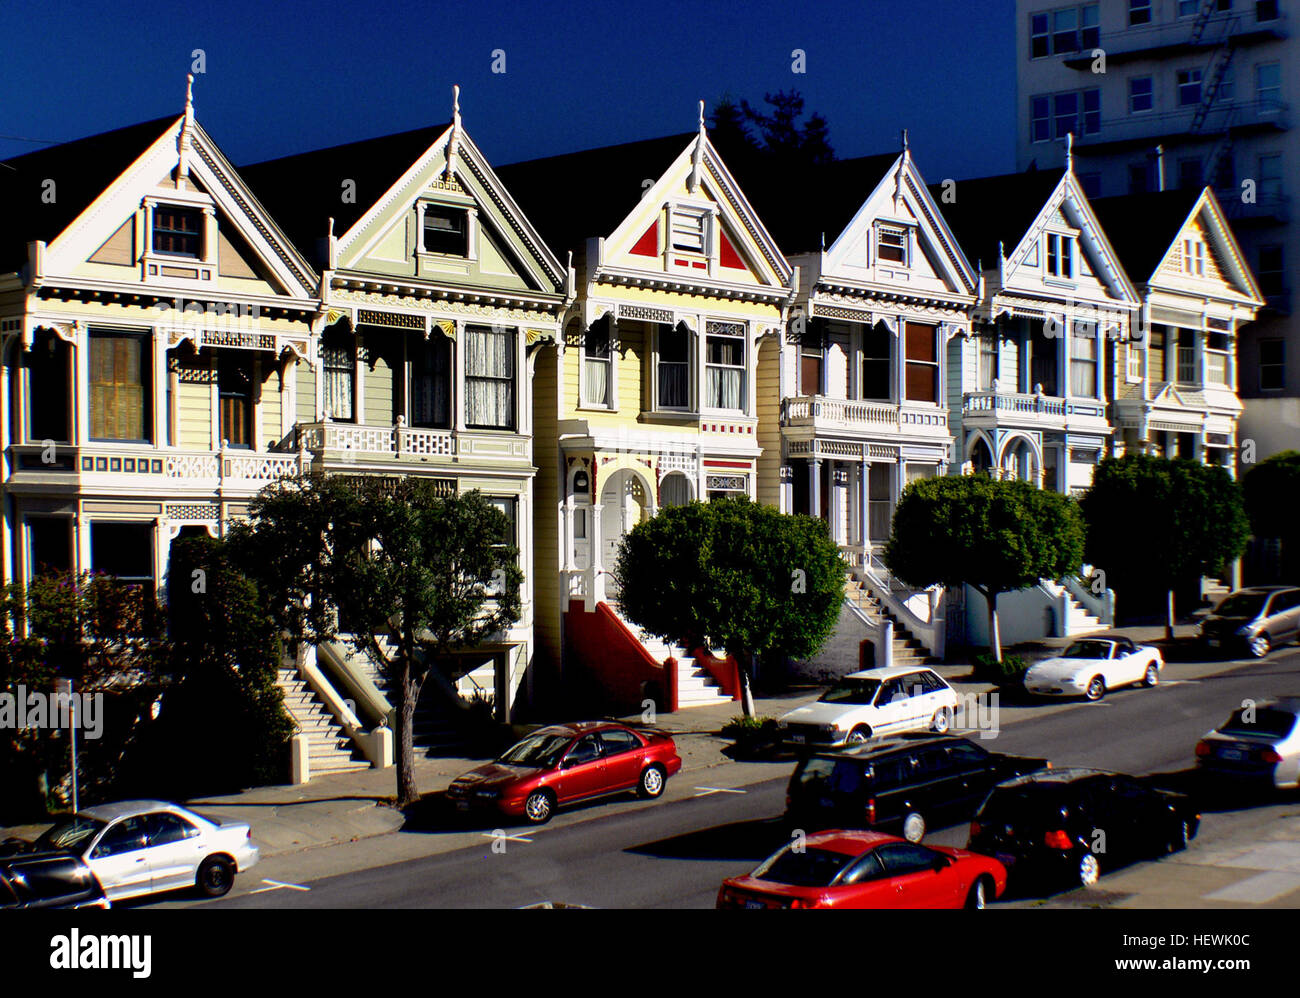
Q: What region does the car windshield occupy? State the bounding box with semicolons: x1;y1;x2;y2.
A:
752;846;855;887
1217;708;1298;739
1215;593;1266;618
33;816;106;853
497;732;573;769
1062;641;1112;659
819;679;882;705
796;758;869;795
977;787;1070;830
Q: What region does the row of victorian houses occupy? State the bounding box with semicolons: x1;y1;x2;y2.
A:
0;85;1266;770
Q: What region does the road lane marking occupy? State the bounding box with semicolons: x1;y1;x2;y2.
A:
249;879;312;894
694;786;748;797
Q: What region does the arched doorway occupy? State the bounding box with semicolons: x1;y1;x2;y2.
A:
599;468;652;598
999;434;1041;484
968;434;995;476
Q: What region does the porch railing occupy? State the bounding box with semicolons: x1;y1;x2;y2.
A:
961;391;1107;422
290;418;457;459
782;396;948;432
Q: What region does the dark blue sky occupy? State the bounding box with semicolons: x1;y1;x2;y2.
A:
0;0;1016;180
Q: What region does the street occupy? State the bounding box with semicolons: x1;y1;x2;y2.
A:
139;644;1300;909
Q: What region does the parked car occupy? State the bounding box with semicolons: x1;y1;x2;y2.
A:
967;768;1199;889
1196;696;1300;791
1198;586;1300;658
777;667;960;748
717;829;1006;909
785;734;1049;842
446;721;682;824
1023;637;1163;701
0;852;109;909
28;801;258;901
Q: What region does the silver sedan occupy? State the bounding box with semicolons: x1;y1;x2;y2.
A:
31;800;258;901
1196;697;1300;791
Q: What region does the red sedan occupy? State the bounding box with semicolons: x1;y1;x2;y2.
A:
446;721;682;824
717;830;1007;909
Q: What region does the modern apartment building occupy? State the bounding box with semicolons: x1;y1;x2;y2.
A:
1015;0;1295;460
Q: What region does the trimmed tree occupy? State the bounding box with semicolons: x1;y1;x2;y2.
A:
1242;450;1300;580
884;476;1086;661
229;474;522;808
615;496;845;716
1080;455;1248;637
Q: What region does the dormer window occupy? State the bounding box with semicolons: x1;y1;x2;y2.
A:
1183;238;1206;277
877;224;909;265
423;207;469;256
152;206;202;258
1046;232;1075;279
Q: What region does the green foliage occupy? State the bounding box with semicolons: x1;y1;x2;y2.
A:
885;476;1087;597
615;496;845;667
720;715;780;739
1080;455;1249;590
708;90;834;171
1243;450;1300;540
971;652;1027;685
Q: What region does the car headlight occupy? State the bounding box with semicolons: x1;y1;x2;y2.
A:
1235;625;1253;637
475;788;501;799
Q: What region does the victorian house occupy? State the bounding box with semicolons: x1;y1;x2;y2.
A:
0;89;319;604
240;88;570;736
498;110;794;711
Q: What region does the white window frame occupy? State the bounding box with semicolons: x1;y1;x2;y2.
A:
875;223;910;267
1045;231;1076;281
579;317;615;410
704;322;747;413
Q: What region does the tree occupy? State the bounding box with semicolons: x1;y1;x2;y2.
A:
615;497;845;716
708;90;834;170
885;476;1086;661
1242;450;1300;579
1081;455;1248;637
230;474;523;808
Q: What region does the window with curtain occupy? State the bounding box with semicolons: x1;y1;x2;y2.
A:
28;333;70;443
1206;332;1230;385
217;352;254;448
978;332;998;391
582;319;612;407
658;323;690;409
867;463;892;541
410;334;451;428
89;330;151;442
320;327;355;422
706;325;745;410
860;325;891;400
903;323;938;403
152;206;202;258
465;325;515;429
1071;329;1098;397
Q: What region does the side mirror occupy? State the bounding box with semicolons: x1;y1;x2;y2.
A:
931;855;950;872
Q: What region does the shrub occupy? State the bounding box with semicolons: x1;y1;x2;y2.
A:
972;652;1027;685
721;715;780;740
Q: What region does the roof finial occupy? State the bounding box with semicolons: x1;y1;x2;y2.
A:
185;73;194;120
453;83;462;129
698;99;706;137
444;84;462;183
902;127;909;152
689;98;706;193
1066;131;1074;172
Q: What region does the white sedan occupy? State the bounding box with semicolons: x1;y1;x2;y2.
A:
30;800;258;901
1023;637;1163;701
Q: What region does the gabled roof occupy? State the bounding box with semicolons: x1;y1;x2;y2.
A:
1090;188;1203;285
0;116;177;273
928;168;1066;268
240;123;452;263
495;133;696;256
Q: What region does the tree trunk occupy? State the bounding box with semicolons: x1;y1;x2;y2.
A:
986;590;1002;662
396;650;418;808
1165;588;1176;642
736;651;755;717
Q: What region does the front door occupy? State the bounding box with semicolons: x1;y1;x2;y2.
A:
599;470;647;599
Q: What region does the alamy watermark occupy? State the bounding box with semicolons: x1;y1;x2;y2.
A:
0;684;104;739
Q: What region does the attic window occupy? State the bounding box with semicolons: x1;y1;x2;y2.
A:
670;208;708;254
877;224;908;265
423;207;468;256
1046;233;1075;279
152;207;202;258
1183;238;1206;277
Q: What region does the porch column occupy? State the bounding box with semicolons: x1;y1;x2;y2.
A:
859;461;870;552
453;321;466;432
562;495;575;572
831;466;849;545
779;464;793;514
75;329;90;445
14;343;28;445
589;502;604;608
809;458;822;518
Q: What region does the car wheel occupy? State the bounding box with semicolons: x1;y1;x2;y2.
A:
965;875;992;910
1078;852;1101;887
1250;634;1271;658
931;707;953;734
902;811;926;843
1166;819;1190;854
196;855;235;898
1143;663;1159;688
523;789;556;824
1085;676;1106;701
637;764;666;799
847;725;871;745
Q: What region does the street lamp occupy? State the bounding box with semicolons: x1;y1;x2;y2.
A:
55;678;78;814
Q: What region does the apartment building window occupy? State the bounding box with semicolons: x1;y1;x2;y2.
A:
705;323;745;411
1257;0;1279;21
1129;162;1150;193
877;223;908;265
1071;328;1098;397
1257;63;1282;110
423;207;468;256
903;323;939;404
1258;153;1283;199
1129;76;1154;113
1179;0;1229;13
1030;5;1099;58
658;323;690;409
1178;158;1204;191
1046;232;1075;279
1129;0;1152;24
1178;69;1204;106
1259;244;1285;297
1079;172;1102;198
1206;332;1230;385
89;330;151;442
979;332;999;391
861;325;890;400
465;325;515;429
582;318;612;408
1183;238;1207;276
1031;89;1100;142
1216;65;1234;102
217;352;254;449
151;206;202;258
1214;150;1236;189
1259;338;1284;390
320;325;355;422
409;335;451;428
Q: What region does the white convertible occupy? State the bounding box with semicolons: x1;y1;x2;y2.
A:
1023;637;1163;701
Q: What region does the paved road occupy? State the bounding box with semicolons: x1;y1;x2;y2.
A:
194;647;1300;908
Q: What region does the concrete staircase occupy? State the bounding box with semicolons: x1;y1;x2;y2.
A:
275;667;369;776
844;576;937;668
1062;591;1107;635
608;606;733;708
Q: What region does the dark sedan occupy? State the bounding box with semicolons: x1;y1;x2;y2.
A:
0;851;109;909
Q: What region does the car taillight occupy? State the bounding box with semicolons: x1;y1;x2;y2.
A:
1195;741;1212;757
970;821;982;837
1260;748;1283;764
1044;829;1073;849
1045;761;1053;769
787;898;814;909
866;797;877;825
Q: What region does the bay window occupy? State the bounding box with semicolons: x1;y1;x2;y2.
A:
861;325;891;400
706;323;745;411
1070;327;1098;397
410;334;451;428
89;329;151;442
217;352;254;448
582;318;612;408
1206;332;1230;386
465;325;515;429
320;326;355;422
978;332;999;391
658;323;690;409
903;322;939;404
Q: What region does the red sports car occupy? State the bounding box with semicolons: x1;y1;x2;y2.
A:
717;830;1007;909
446;721;682;824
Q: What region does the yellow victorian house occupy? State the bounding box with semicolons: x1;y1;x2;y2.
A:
499;108;794;711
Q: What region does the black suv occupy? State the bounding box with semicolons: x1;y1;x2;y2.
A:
0;851;109;909
785;734;1049;843
967;768;1200;889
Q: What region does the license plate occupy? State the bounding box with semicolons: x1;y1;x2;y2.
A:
1208;638;1221;647
744;899;766;909
1221;749;1243;760
455;801;471;811
790;734;805;744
